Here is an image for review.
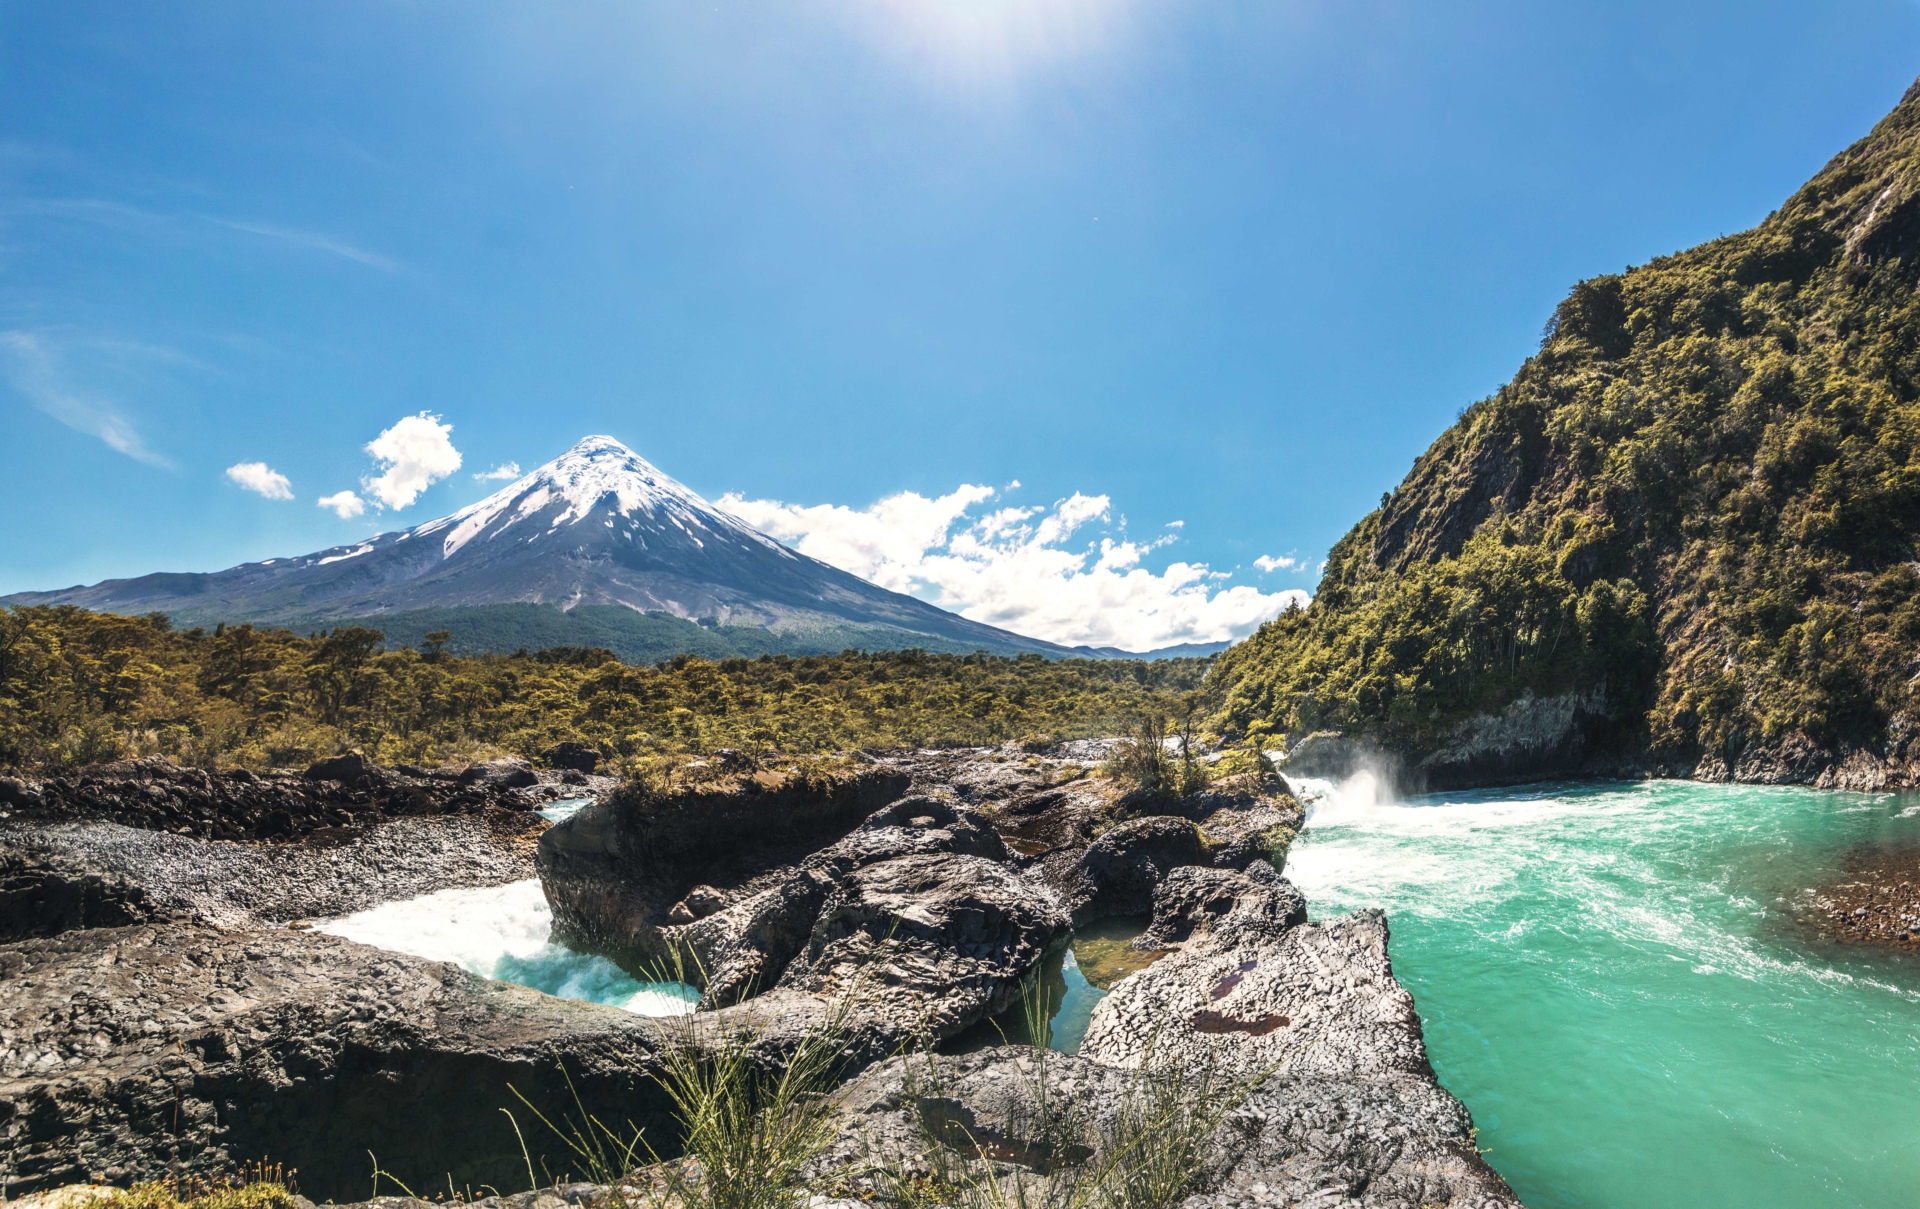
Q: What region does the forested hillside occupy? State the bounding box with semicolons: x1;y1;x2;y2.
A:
1211;79;1920;789
0;605;1204;771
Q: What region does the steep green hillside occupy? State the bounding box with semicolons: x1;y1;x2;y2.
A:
1213;80;1920;789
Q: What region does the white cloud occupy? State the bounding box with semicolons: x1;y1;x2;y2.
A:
473;462;522;482
0;330;173;467
317;490;366;519
720;484;1309;651
225;462;293;500
361;412;461;509
1253;554;1300;573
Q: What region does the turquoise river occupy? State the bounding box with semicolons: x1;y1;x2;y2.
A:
1284;774;1920;1209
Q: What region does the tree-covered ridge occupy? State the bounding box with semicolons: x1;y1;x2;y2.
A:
0;605;1206;771
1212;80;1920;775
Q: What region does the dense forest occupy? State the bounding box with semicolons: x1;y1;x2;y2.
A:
1210;81;1920;779
0;605;1207;771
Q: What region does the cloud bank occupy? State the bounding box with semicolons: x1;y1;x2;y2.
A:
719;484;1307;651
225;462;293;499
362;412;461;509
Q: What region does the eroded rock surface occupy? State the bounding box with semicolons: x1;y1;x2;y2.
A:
0;756;598;845
0;925;671;1203
1078;866;1519;1208
0;811;546;929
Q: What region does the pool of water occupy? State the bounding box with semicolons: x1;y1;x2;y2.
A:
316;878;697;1016
951;917;1164;1054
1283;774;1920;1209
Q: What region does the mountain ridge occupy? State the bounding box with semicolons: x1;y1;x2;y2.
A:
4;436;1087;659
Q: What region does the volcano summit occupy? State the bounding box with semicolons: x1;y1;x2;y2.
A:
4;436;1076;658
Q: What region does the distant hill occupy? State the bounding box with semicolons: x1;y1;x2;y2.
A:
1211;78;1920;791
4;436;1088;660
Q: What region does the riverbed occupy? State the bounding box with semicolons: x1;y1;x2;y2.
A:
1285;774;1920;1209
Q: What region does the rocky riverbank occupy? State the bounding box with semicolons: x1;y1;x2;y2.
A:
1;743;1519;1208
1800;844;1920;950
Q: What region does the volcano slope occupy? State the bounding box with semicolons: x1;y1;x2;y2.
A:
1212;77;1920;792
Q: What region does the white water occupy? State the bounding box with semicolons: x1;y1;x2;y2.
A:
317;878;697;1017
1277;770;1920;1209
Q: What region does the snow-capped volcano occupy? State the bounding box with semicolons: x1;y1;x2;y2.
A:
6;435;1072;655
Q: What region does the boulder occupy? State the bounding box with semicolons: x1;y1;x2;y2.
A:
456;758;540;790
539;742;602;774
304;751;377;786
1062;815;1207;925
1131;861;1306;950
779;850;1070;1039
1073;868;1520;1209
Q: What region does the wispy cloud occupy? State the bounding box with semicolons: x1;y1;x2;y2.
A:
1253;554;1301;573
3;198;399;272
720;482;1308;651
207;218;400;272
226;462;293;500
473;461;522;482
317;490;366;519
0;330;173;467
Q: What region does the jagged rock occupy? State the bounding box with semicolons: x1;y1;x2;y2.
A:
1062;815;1207;925
3;756;550;844
0;811;546;929
1077;876;1518;1208
779;850;1070;1039
662;797;1019;1013
1131;861;1306;950
0;925;675;1203
457;758;541;790
537;764;912;973
0;850;171;940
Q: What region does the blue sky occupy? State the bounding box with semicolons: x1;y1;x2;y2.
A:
4;2;1919;644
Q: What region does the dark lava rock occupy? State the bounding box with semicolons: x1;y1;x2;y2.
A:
1;809;547;928
778;850;1069;1039
457;758;541;790
537;763;911;971
4;756;546;844
1133;861;1307;950
0;850;172;941
540;742;602;775
0;925;675;1203
1062;815;1207;925
304;752;377;786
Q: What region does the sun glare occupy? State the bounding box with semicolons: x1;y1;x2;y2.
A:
841;0;1131;89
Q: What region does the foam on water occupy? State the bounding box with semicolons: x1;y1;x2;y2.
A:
317;879;696;1017
1280;773;1920;1208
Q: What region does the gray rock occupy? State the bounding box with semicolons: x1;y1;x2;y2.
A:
0;849;171;941
0;925;673;1203
537;764;911;969
0;812;544;928
1062;815;1207;925
779;851;1070;1040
